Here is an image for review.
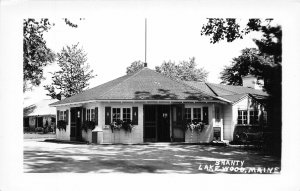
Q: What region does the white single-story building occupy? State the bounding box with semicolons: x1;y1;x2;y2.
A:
50;66;268;144
24;99;57;132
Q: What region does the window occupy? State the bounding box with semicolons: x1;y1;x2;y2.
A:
112;108;121;122
193;108;201;121
185;107;207;123
91;109;95;121
185;108;191;123
122;108;131;122
87;109;91;121
87;109;95;121
237;110;248;125
249;110;259;125
59;111;66;120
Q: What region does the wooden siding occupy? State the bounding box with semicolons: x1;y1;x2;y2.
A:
223;104;233;141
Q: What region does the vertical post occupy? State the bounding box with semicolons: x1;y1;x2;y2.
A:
145;18;147;64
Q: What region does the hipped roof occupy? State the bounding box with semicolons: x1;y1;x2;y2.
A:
50;68;221;106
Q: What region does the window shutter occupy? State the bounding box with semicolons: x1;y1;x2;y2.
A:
57;110;60;121
95;107;98;125
132;107;138;125
203;107;208;125
66;109;69;125
105;107;111;125
83;108;86;123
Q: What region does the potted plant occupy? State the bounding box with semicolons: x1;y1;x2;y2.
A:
82;121;96;132
109;119;135;133
57;120;67;131
122;119;134;133
186;119;205;132
109;119;123;133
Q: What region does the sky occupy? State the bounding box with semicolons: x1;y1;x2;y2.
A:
23;17;262;105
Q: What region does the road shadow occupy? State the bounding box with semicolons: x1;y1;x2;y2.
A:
24;143;281;173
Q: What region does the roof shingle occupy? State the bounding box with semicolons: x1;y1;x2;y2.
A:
50;68;219;106
184;81;268;103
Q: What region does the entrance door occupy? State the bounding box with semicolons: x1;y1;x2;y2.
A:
171;104;185;142
144;105;157;142
157;105;170;142
70;107;82;141
144;105;171;142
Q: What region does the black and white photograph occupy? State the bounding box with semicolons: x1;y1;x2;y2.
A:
1;0;300;191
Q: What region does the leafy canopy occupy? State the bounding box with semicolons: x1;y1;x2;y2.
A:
23;18;84;92
44;43;96;100
201;18;273;44
201;18;281;94
220;48;268;86
23;18;55;92
202;18;282;154
126;60;145;74
155;57;208;82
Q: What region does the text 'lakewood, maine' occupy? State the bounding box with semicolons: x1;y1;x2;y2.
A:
198;160;280;174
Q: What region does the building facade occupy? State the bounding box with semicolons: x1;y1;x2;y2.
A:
50;67;268;144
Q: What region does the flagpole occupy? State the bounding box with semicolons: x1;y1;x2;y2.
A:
145;18;147;65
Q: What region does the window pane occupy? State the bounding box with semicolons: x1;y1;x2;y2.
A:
185;108;191;122
249;110;258;124
123;108;131;122
59;111;63;120
91;109;95;121
87;109;90;121
112;108;121;122
193;108;201;121
238;110;247;124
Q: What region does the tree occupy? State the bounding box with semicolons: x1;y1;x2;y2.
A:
23;18;84;92
44;43;96;100
202;18;282;155
200;18;273;44
126;60;145;74
23;18;55;92
220;48;269;86
155;57;208;82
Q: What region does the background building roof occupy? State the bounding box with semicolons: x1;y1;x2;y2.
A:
24;99;58;117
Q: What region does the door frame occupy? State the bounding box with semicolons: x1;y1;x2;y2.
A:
143;104;184;142
70;107;82;141
171;104;185;142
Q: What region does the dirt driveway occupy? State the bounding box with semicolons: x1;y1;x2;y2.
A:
23;139;280;173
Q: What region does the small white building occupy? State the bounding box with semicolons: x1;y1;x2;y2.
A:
50;67;268;144
24;99;58;132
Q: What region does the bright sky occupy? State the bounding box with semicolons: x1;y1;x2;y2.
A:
24;17;262;105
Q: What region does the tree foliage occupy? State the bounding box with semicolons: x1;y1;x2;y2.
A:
202;18;282;155
23;18;55;92
155;57;208;82
126;60;145;74
44;44;96;100
201;18;273;44
23;18;84;92
220;48;270;86
218;23;282;97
